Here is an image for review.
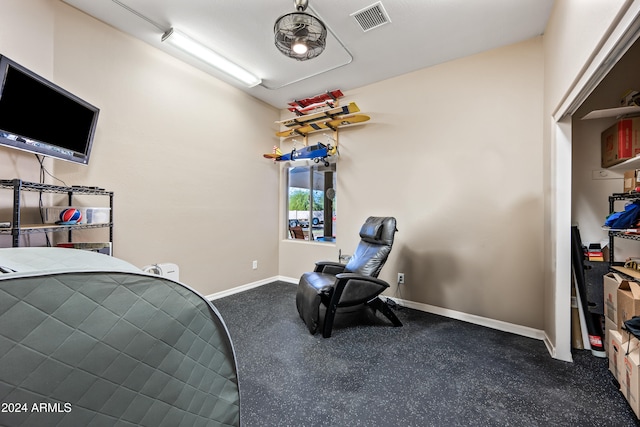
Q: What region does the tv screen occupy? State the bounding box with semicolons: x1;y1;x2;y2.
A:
0;55;99;165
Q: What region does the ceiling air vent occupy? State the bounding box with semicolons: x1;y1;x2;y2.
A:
351;2;390;32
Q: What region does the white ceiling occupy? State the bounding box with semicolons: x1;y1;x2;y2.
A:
61;0;555;109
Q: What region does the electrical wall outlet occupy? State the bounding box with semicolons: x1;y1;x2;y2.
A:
252;260;258;270
397;273;405;285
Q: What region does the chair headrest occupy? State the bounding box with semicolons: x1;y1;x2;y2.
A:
359;216;396;245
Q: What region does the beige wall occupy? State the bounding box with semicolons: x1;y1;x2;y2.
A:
0;1;281;295
280;38;545;330
0;0;54;180
0;0;56;246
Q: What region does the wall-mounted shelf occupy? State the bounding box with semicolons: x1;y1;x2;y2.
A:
581;105;640;120
606;155;640;171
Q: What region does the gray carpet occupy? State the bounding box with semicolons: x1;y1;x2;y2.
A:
213;281;639;426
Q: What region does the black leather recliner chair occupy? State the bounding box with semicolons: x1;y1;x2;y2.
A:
296;216;402;337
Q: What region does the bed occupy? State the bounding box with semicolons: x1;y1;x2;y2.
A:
0;247;240;426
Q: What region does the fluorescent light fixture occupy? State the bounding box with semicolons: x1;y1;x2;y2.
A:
161;28;261;88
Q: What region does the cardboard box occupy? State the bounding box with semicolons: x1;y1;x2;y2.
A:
618;280;640;335
56;242;112;256
622;346;640;419
605;273;625;324
606;317;617;356
611;331;638;378
610;329;626;381
625;169;640;192
602;118;640;168
571;297;584;350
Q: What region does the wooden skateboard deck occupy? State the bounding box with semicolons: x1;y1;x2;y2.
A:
276;114;370;138
288;89;344;115
277;102;360;128
288;89;343;109
288;99;337;116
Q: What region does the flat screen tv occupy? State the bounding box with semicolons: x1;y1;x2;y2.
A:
0;55;99;165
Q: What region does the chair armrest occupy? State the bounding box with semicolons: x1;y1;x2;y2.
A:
334;273;390;289
329;273;390;307
314;261;346;275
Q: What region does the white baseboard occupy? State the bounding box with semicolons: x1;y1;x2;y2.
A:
206;276;295;300
208;277;551;353
543;332;573;362
384;296;546;341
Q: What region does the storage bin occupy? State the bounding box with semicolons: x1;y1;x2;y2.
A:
85;207;110;224
43;207;110;224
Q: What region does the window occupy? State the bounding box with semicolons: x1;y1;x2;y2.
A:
286;163;336;242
